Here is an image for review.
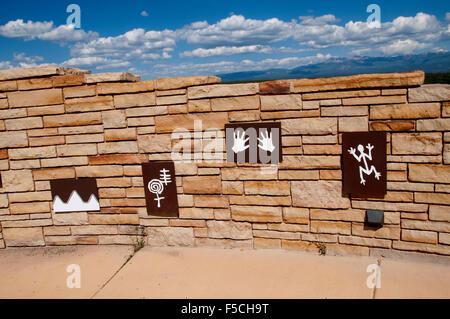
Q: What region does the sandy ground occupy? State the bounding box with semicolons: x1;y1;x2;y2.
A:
0;245;448;299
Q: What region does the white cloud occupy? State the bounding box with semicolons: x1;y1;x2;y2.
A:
141;11;149;17
181;45;272;57
62;56;130;70
379;39;429;55
0;19;98;43
446;13;450;24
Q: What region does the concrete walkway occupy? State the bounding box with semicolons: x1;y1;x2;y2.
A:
0;245;448;299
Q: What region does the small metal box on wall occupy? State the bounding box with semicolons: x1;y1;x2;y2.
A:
141;161;179;217
342;132;387;198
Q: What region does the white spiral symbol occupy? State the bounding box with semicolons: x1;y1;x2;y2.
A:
148;179;163;195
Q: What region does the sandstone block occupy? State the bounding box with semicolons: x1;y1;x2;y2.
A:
222;181;244;194
114;92;155;108
57;144;97;157
65;96;113;113
211;95;260;111
44;112;102;127
156;76;221;90
9;146;56;159
282;207;309;224
8;89;63;107
259;80;291;95
183;176;221;194
244;181;290;196
9;202;50;214
221;167;277;180
85;72;140;83
3;227;45;247
5;117;43;131
0;131;28;148
402;229;437;244
147;227;195;246
188;99;211;113
156;94;187;105
97;80;154;94
282;118;337;135
75;165;123;177
279;156;340;169
17;78;52;90
206;220;252;239
291;180;350;208
408;164;450;183
310;221;351;235
98;141;138;154
188;83;258;99
28;104;65;116
338;116;368;132
416;119;450;131
52;74;85;87
231;205;282;223
194;195;229;208
1;170;34;192
33;167;75;180
138;134;172;153
63;85;96;98
155;112;228;133
370;103;440;119
260;94;301;111
370;121;415;131
392;133;441;155
408;84;450;102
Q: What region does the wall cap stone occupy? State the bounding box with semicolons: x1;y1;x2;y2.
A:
0;66;90;81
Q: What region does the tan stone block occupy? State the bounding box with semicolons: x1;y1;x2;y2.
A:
206;220;252;239
429;206;450;222
147;227;195;247
169;219;205;227
253;229;300;240
279;156;340;170
382;89;407;95
254;237;281;249
41;156;88;168
188;83;258;99
281;240;319;253
302;233;338;243
392;133;441;155
167;104;188;114
65;134;103;144
103;128;135;142
65;95;113;113
9;202;50;215
8;88;63;107
408;84;450;102
416;119;450;131
96;177;132;188
29;136;65;147
156;89;186;96
415;192;450;205
393;240;450;255
179;207;214;219
0;80;17;91
338;116;368;132
98;141;138;154
229;195;291;206
97;80;154;95
188;99;211;112
5;117;43;130
8;191;51;203
27;104;65;116
156;94;187;105
260;94;301;111
321;105;368;117
352;223;400;239
44;112;102;127
291;180;350;208
71;225;118;235
261;109;319;120
408;164;450;183
228;110;261;123
244;181;290;196
282;207;309;224
302;90;380;100
85;72;139;84
221;167;277;180
370;103;440;119
9;146;56;159
194;195;229;208
338;236;391;248
9;159;40;170
157;76;220;90
231;205;282;223
114;92;155;108
88;214;139;225
370;121;415;131
127;117;155;127
0;108;27;119
293;71;424;93
75;165;124;177
52;74;85;87
310;221;351;235
137;134;171;153
302;100;319;109
63;85;96;98
211;95;259;112
443;102;450;117
125;106;167;117
320;99;341;106
310;209;365;222
444;144;450;164
52;212;89;226
155;112;228;133
57;144;97;157
319;170;342;180
3;227;45;247
401;219;450;232
302;144;341;155
57;125;103;135
352;200;428;213
343;95;406;106
17;78;53;90
302;135;337;145
33;167;75;180
183;176;221;194
44;226;71;236
282;118;337;135
402;229;437;244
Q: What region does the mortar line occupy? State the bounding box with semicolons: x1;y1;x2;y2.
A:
89;248;138;299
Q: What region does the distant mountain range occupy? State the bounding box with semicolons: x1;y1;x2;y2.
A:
218;52;450;82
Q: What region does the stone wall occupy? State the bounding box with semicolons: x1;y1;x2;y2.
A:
0;66;449;257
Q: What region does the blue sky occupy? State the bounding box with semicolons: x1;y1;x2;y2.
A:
0;0;449;79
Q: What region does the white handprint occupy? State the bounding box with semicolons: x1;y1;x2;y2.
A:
232;130;249;153
257;130;275;153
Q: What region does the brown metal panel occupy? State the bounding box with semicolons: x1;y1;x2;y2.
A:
142;161;179;217
225;122;282;164
50;178;100;213
342;132;387;198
